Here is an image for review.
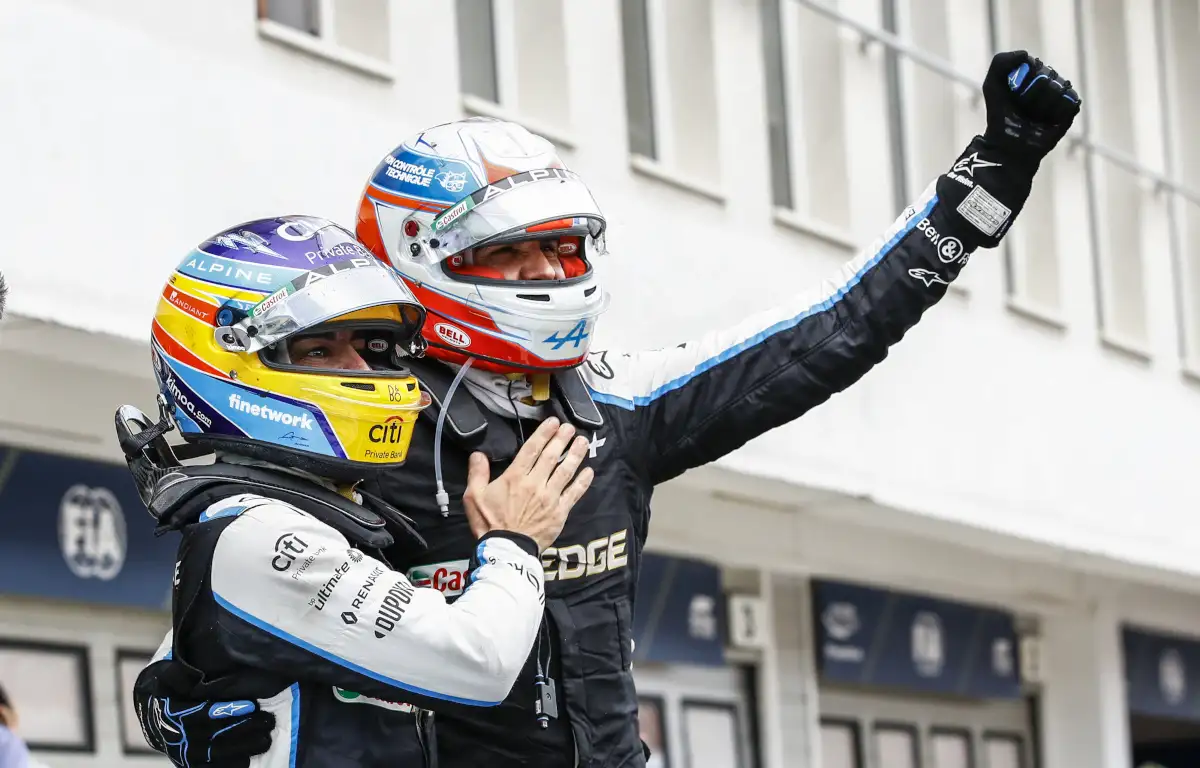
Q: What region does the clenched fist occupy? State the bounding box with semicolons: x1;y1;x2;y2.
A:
983;50;1082;163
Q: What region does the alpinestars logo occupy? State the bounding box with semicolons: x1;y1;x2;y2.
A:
951;153;1002;178
908;268;949;288
209;702;253;718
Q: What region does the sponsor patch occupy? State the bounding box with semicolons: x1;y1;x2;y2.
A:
908;268;949;288
956;185;1012;237
434;323;471;348
332;687;416;713
407;559;470;597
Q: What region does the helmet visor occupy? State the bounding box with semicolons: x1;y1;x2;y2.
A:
413;170;606;264
220;258;424;353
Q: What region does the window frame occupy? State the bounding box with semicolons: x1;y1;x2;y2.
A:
1074;0;1153;359
680;697;747;768
1154;0;1200;376
115;648;159;756
638;693;673;768
872;720;922;768
760;0;794;212
980;730;1027;768
880;0;911;218
457;0;578;148
929;725;977;768
620;0;725;202
761;0;857;245
820;716;866;768
255;0;395;82
0;637;95;753
989;0;1069;328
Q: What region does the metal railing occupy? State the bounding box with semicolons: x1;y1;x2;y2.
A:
793;0;1200;208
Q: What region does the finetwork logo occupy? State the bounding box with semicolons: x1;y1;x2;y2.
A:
227;393;313;430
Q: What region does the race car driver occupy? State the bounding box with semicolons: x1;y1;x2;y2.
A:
122;216;593;766
135;50;1080;768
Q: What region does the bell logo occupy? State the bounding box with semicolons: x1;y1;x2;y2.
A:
434;323;471;348
368;415;408;445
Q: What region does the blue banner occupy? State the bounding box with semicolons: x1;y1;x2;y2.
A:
813;579;1022;699
0;444;176;611
1124;626;1200;721
632;553;725;667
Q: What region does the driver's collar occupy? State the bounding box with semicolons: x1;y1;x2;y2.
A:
457;367;550;421
217;452;362;502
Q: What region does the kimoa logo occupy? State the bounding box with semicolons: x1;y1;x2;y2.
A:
227;393;314;429
332;687;415;713
166;373;213;428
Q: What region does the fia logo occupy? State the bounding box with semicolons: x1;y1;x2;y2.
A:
991;638;1014;677
1160;648;1187;705
59;485;126;581
911;611;945;678
688;594;718;640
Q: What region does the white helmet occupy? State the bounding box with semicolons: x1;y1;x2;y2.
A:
356;118;609;374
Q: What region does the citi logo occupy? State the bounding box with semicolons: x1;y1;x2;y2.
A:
227;393;314;430
369;415;407;445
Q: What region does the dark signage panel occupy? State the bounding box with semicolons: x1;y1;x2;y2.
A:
1124;626;1200;721
0;445;176;611
632;553;725;667
813;579;1022;699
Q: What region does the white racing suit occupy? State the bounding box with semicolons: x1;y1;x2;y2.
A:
144;462;545;768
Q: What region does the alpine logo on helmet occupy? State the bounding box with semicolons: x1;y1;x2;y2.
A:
148;216;432;482
356;117;611;374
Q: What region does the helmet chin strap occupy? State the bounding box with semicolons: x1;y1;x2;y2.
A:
457;367;550;423
511;372;552;403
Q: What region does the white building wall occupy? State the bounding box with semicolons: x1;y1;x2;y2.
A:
2;0;1199;588
4;2;1200;767
1039;604;1131;768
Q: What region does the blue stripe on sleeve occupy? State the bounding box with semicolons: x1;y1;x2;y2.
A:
212;593;501;707
589;196;937;411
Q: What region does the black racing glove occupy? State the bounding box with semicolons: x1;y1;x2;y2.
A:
983;50;1081;165
134;659;276;767
936;50;1082;250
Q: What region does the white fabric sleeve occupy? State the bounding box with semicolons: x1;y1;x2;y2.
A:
209;499;545;706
